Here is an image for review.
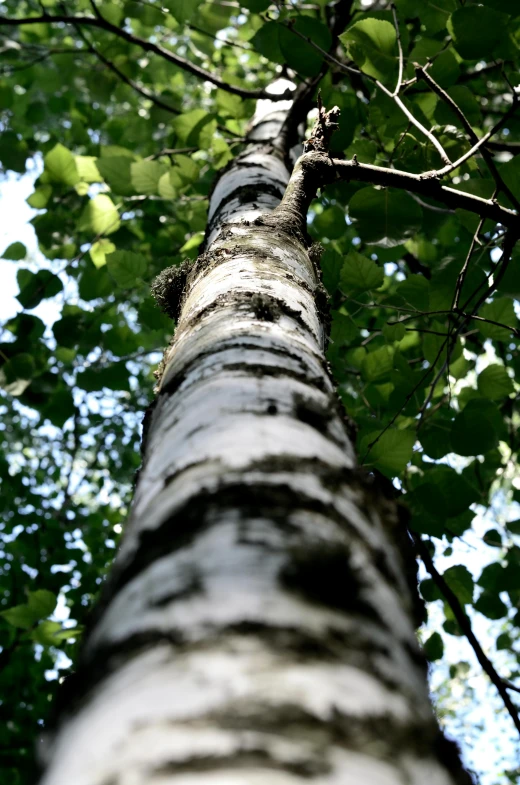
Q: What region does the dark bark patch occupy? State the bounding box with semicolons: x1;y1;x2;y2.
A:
279;543;385;627
152;750;329;779
204;181;286;246
293;392;333;432
158;338;327;398
250;293;278;321
149;567;203;608
279;543;360;613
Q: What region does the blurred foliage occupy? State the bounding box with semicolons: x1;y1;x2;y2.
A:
0;0;520;782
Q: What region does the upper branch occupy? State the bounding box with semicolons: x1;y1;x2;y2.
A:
0;13;293;101
276;152;518;235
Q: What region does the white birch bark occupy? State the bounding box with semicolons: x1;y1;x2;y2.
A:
38;84;470;785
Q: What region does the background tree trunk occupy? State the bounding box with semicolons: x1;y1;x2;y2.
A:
38;86;470;785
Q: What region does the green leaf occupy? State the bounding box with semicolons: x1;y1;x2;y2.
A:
362;428;415;476
396;275;430;311
329;311;358;349
477;364;514;400
17;269;63;309
409;466;478;522
44;143;80;186
165;0;204;24
434;86;481;128
483;529;502;547
212;137;233;169
2;353;35;384
31;620;82;646
499;156;520;204
41;386;75;427
173;110;216;147
77;362;131;392
78;194;120;235
279;17;332;78
99;2;124;25
89;238;116;269
106;250;147;288
96;156;134;196
507;519;520;535
158;170;178;200
477;298;518;341
2;241;26;260
175;155;199;185
241;0;270;11
320;248;343;294
340;19;397;82
349;188;422;247
340;249;384;292
420;578;442;602
79;266;113;301
27;185;52;209
423;631;444;661
361;345;394;382
0;589;57;630
443;565;474;605
447;6;509;60
419;415;453;460
126;0;166;24
382;321;406;342
474;590;508;620
139;296;172;330
422;321;460;366
53;313;85;349
496;632;512;651
251;21;285;65
451;399;502;456
313;206;346;240
216;90;247;120
75;155;102;183
130;160;168;195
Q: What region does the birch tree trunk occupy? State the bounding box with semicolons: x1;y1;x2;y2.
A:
39;85;471;785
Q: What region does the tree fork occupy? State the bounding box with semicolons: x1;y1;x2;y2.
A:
38;96;471;785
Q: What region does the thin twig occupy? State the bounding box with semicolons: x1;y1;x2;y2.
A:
415;64;520;208
77;27;182;115
0;12;293;101
453;216;486;311
375;83;451;164
414;534;520;738
391;3;403;97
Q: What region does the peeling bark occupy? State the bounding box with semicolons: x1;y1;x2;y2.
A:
38;85;471;785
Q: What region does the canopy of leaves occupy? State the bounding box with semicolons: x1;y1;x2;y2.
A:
0;0;520;782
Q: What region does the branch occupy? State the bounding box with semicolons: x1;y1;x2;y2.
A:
414;534;520;738
486;140;520;153
378;80;452;165
460;227;519;314
72;23;181;115
0;13;292;101
281;152;518;229
415;65;520;210
402;251;432;280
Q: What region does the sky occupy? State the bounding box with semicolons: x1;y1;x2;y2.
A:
1;168;519;783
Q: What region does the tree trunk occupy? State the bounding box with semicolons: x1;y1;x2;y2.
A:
39;87;470;785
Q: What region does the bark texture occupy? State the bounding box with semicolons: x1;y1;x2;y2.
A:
39;87;470;785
